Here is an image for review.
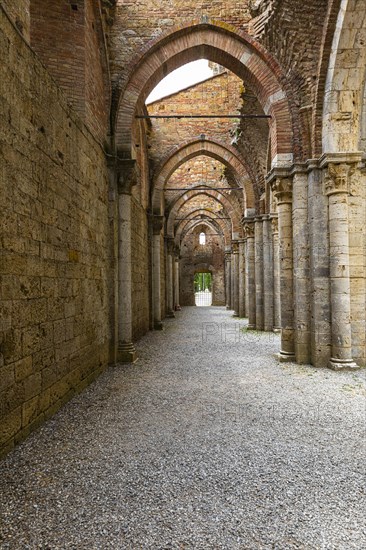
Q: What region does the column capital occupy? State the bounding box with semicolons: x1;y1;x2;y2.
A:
323;162;358;196
271;176;292;204
270;214;279;235
165;236;175;254
243;221;255;239
231;240;239;253
151;215;164;235
116;158;138;195
172;244;180;259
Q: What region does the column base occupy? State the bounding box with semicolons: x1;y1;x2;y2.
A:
175;305;181;311
247;324;256;330
273;327;281;334
328;358;360;371
117;342;138;364
233;313;239;318
277;350;296;362
226;305;231;310
166;310;175;318
154;320;164;330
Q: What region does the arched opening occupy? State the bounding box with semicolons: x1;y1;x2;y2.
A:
194;272;212;306
113;20;298;165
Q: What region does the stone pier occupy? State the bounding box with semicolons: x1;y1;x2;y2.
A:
152;216;164;330
165;238;175;318
262;215;274;331
225;248;232;310
244;221;256;330
232;241;239;316
270;174;295;361
117;161;138;363
254;217;264;330
238;239;246;318
323;157;360;370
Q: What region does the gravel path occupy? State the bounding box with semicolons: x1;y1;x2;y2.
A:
0;307;365;549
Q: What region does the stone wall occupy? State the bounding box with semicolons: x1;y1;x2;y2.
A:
180;225;225;306
0;6;111;456
1;0;30;40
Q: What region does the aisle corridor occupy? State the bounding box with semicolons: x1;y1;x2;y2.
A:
0;307;365;549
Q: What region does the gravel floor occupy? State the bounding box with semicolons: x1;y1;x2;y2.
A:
0;306;365;550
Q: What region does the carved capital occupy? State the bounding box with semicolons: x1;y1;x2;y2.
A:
271;177;292;204
151;215;164;235
231;240;239;253
117;159;138;195
243;222;255;239
271;215;279;235
225;245;232;258
324;162;355;196
165;237;175;255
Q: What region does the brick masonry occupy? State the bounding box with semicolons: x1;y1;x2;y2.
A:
180;225;225;307
30;0;110;142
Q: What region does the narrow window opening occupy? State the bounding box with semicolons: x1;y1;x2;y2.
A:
199;232;206;245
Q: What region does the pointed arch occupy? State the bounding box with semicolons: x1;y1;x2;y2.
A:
113;20;298;164
175;209;231;246
152;137;254;213
166;188;242;238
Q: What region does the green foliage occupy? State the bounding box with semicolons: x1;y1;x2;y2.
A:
194;272;212;292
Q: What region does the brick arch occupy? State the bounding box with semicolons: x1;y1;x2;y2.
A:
322;0;366;154
152;138;253;213
180;219;226;248
114;20;296;165
166;189;242;238
175;210;231;246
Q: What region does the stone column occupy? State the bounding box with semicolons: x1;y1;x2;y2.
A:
244;221;256;329
263;215;274;331
323;160;359;370
225;248;232;309
232;241;239;317
308;162;331;367
117;161;138;363
165;238;175;318
271;215;281;332
254;217;264;330
152;216;164;330
174;254;181;310
238;239;246;318
271;175;295;361
292;168;311;363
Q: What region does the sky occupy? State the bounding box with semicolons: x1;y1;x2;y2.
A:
146;60;214;104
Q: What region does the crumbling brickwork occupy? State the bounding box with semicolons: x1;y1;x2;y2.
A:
30;0;110;141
